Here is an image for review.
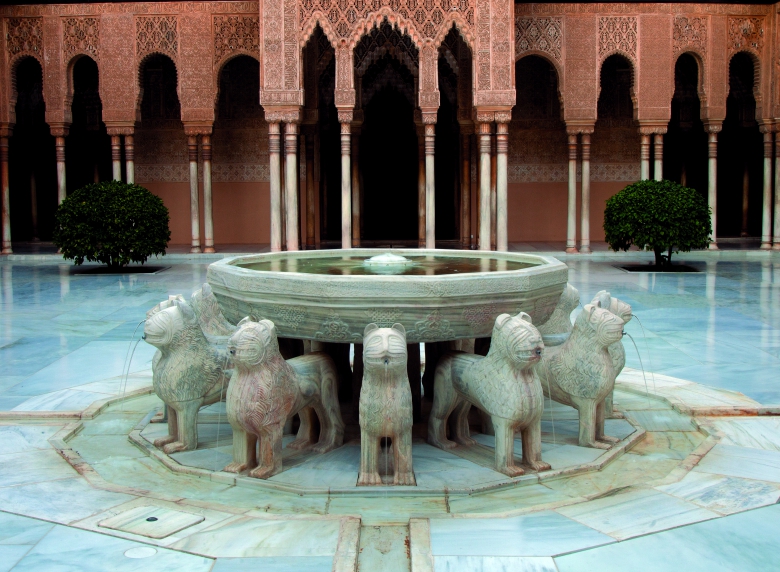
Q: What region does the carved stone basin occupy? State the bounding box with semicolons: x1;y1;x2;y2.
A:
206;249;568;343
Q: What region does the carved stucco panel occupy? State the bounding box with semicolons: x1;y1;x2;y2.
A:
598;16;637;62
213;14;259;65
515;17;562;62
728;16;764;54
62;16;99;60
135;14;178;60
99;13;135;124
673;15;706;54
6;17;43;60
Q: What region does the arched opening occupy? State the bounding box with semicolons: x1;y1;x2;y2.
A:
356;20;419;244
9;57;56;242
719;52;762;238
134;54;187;244
591;54;639;239
213;55;267;245
664;53;707;196
508;54;567;242
66;56;111;193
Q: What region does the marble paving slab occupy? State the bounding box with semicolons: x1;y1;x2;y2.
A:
434;555;558;572
556;487;718;540
211;556;334;571
693;443;780;483
0;426;62;455
98;505;206;539
655;471;780;515
0;449;79;487
0;511;54;545
710;417;780;452
429;511;614;557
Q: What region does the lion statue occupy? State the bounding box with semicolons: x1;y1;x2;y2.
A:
223;317;344;479
590;291;632;418
428;312;550;477
358;323;415;486
537;283;580;341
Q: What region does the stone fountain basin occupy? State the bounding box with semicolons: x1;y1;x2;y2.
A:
206;249;568;343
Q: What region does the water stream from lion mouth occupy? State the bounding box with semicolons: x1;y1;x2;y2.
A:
119;319;147;413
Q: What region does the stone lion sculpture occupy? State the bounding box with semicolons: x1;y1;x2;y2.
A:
223;317;344;479
358;323;415;486
537;303;626;449
428;312;550;477
143;298;231;453
590;291;632;418
190;283;237;338
537;283;580;341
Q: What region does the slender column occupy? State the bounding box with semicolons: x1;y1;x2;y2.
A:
125;134;135;184
490;132;497;250
111;135;122;181
496;120;508;251
460;130;471;249
305;132;315;249
417;124;425;247
425;123;436;249
566;133;578;253
351;130;360;247
187;135;201;253
760;129;773;249
653;133;663;181
580;132;592;254
706;125;720;249
478;122;491;250
0;132;11;254
54;134;67;205
640;134;651;180
202;134;215;253
285;122;299;251
774;134;780;250
339;114;351;249
268;122;282;252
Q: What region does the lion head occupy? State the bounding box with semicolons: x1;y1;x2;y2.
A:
363;323;407;369
577;303;625;348
491;312;544;368
227;317;280;368
591;291;632;324
143;299;197;349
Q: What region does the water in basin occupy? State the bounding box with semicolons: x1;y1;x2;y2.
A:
236;255;538;276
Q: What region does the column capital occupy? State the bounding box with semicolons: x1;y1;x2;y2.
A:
565;121;594;135
637;122;667;135
105;122;135;136
337;109;353;124
703;120;723;134
183;122;213;137
264;106;301;124
48;123;70;138
0;124;13;139
758;120;776;134
421;111;438;125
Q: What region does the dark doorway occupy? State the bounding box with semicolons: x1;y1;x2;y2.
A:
719;52;762;237
664;53;707;197
360;80;418;241
9;57;56;242
66;56;111;194
592;54;638;169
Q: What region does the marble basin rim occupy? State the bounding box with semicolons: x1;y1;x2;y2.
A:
206;249;568;343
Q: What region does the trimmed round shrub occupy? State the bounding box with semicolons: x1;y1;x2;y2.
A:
53;181;171;267
604;179;711;266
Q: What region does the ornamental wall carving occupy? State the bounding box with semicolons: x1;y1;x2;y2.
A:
62;17;99;60
672;16;706;55
136;15;179;60
515;17;562;63
213;15;260;65
728;16;764;54
6;17;43;60
598;16;637;61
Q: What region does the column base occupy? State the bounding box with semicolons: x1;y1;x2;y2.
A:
1;246;12;255
708;243;719;250
204;247;216;254
579;246;592;254
760;242;772;250
565;246;578;254
190;246;202;254
773;243;780;251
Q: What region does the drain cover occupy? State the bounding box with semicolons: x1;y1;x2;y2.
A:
99;505;204;539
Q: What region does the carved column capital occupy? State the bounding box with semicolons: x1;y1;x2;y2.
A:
264;107;301;124
637;124;668;135
183;122;213;137
565;122;595;136
703;121;723;134
337;109;354;124
105;123;135;136
49;123;70;138
758;121;776;134
474;110;495;124
421;111;438;125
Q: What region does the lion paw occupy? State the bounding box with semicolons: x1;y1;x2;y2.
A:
588;440;612;450
311;441;337;454
598;435;620;444
393;472;416;486
223;462;250;474
607;410;625;419
357;472;382;486
153;435;175;448
526;460;552;472
429;437;457;450
248;465;278;480
287;438;313;451
162;441;189;454
454;436;477;447
500;465;526;478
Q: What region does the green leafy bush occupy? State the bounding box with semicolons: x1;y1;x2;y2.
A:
604;179;711;266
53;181;171;267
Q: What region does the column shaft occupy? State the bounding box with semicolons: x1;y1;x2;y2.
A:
761;131;773;249
425;123;436;249
269;123;282;252
285;122;299;251
55;136;66;205
580;133;591;254
653;133;663;181
478;123;491;251
202;134;214;253
305;133;315;249
707;130;719;249
0;136;11;254
774;136;780;250
640;134;651;180
490;133;497;250
351;132;360;247
417;126;425;247
496;122;508;251
188;135;201;253
125;135;135;184
111;135;122;181
566;133;578;253
460;133;471;249
340;121;351;249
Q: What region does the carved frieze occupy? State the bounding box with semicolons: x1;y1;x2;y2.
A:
62;17;99;60
598;16;637;61
6;17;43;59
728;16;763;54
136;15;178;59
213;15;259;64
673;16;706;54
515;17;562;62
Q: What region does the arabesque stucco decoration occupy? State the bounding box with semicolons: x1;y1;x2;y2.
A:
62;17;99;60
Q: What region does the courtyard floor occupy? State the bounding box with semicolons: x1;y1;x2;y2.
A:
0;246;779;571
